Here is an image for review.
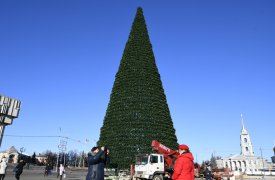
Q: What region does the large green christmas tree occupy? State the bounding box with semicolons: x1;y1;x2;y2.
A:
98;7;178;169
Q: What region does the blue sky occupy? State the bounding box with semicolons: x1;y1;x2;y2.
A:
0;1;274;163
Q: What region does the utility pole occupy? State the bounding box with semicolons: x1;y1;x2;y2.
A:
56;128;61;172
59;138;67;165
82;150;85;167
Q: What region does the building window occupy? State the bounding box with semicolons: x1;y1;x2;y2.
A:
246;147;249;151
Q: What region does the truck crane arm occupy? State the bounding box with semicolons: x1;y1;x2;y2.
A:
151;140;179;169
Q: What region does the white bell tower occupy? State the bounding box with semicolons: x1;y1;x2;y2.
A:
240;114;254;156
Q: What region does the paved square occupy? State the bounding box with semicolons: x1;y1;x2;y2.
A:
5;166;87;180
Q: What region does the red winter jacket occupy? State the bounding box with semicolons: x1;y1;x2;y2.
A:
172;152;194;180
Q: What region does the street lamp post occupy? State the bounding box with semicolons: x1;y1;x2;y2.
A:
57;138;67;166
0;95;21;147
19;147;26;162
260;147;265;178
56;144;60;173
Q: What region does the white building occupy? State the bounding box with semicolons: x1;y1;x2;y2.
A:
0;146;20;163
216;115;273;175
0;146;47;164
36;154;48;164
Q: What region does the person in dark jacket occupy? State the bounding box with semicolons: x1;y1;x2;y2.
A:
15;160;26;180
86;147;104;180
204;161;212;180
86;147;97;180
205;167;212;180
86;152;93;180
96;146;109;180
172;144;194;180
44;163;50;177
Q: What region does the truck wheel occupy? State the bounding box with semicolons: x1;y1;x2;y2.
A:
153;175;163;180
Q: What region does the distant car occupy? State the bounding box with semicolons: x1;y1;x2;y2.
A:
118;170;131;180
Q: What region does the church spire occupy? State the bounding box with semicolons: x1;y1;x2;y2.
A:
240;114;254;156
241;113;248;134
241;113;245;129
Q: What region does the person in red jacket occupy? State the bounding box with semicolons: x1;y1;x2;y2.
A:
172;144;194;180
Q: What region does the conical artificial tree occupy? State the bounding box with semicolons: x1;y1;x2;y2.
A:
98;7;178;169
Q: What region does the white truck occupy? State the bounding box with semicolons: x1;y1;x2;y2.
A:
133;140;178;180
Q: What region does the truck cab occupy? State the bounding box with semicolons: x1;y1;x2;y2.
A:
132;140;179;180
134;153;165;180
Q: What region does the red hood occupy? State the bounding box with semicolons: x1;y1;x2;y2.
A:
180;152;194;161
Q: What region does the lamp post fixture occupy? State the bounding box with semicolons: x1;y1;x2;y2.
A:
0;95;21;147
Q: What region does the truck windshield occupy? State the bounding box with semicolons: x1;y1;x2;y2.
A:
136;155;148;165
